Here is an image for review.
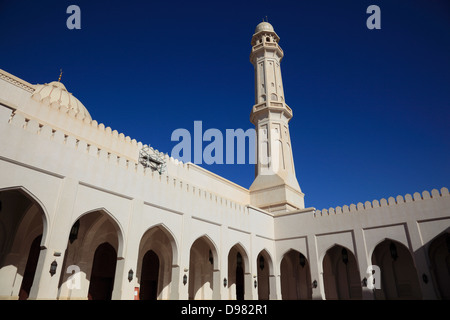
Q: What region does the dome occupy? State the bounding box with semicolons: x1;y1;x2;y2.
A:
255;21;274;33
32;81;92;120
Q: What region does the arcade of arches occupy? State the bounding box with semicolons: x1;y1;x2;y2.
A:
0;188;449;300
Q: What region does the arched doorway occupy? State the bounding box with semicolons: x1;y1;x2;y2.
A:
257;252;269;300
0;188;46;300
88;242;117;300
428;232;450;299
227;244;249;300
137;225;176;300
322;245;362;300
58;209;123;300
371;239;422;299
280;250;312;300
140;250;160;300
188;236;217;300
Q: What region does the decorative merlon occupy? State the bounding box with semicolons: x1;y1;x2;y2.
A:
314;188;450;217
3;109;249;214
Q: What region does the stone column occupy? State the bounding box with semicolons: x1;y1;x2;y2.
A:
269;275;278;300
28;177;79;299
307;233;323;300
28;247;66;299
244;272;254;300
0;253;20;299
212;269;221;299
169;264;181;299
354;228;375;300
406;221;438;299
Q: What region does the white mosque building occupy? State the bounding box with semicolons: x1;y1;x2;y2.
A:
0;22;449;300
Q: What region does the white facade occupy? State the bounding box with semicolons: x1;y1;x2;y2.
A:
0;22;449;300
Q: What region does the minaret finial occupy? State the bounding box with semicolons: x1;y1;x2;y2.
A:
58;69;63;82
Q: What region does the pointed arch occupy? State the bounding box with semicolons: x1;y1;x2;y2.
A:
256;249;274;300
190;234;219;270
227;243;250;300
319;242;356;266
371;238;422;299
0;186;49;245
140;223;179;265
188;235;219;300
228;242;250;273
57;208;124;300
280;249;312;300
322;244;362;300
427;229;450;299
257;249;274;275
137;224;178;300
74;207;125;258
0;186;47;299
368;237;411;263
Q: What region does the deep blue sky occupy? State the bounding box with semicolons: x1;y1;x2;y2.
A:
1;0;449;210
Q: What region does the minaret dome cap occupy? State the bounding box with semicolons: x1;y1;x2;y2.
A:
255;21;274;33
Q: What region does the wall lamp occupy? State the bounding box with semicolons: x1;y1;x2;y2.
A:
223;278;227;287
49;260;58;276
183;274;188;286
362;277;367;287
312;280;317;289
128;269;134;282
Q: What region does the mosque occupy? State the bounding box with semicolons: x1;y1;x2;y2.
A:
0;21;449;300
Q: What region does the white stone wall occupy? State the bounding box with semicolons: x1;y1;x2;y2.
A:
274;188;450;299
1;71;449;300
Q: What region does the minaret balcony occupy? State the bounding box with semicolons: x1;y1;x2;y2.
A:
250;43;284;62
250;101;293;124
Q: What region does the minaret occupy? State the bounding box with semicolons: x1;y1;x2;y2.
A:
249;21;305;213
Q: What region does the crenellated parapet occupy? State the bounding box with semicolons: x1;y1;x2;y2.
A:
314;188;450;217
2;108;250;216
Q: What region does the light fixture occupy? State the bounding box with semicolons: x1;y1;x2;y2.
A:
49;260;58;276
390;242;398;261
223;278;227;287
341;248;349;265
254;280;257;288
259;256;265;270
312;280;317;289
128;269;134;282
69;220;80;244
299;253;306;268
362;277;367;287
183;274;188;286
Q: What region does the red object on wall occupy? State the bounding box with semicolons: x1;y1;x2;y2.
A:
134;287;140;300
